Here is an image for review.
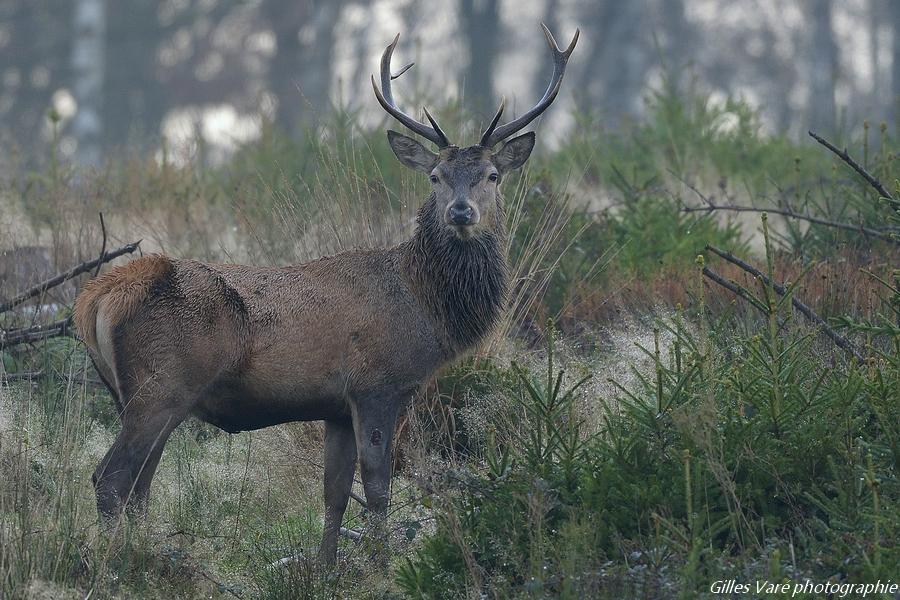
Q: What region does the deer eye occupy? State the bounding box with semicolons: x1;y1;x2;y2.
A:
488;172;499;182
430;174;439;184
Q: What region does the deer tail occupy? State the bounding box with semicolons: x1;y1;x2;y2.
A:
74;254;173;354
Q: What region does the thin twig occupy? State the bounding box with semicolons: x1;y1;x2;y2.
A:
702;267;775;318
93;212;108;277
808;130;898;207
681;204;898;244
701;266;802;346
705;245;864;361
670;169;716;208
0;240;141;314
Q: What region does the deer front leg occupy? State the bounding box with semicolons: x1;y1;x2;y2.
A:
318;419;357;565
351;395;401;556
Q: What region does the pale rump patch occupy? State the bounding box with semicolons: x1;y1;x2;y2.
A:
73;254;173;351
93;304;118;386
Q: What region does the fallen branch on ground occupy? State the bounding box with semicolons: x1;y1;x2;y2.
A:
1;316;74;348
0;239;141;314
0;370;43;382
267;527;365;568
705;245;864;362
340;526;363;542
350;490;368;509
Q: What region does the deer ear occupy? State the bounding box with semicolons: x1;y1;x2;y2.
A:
492;132;535;174
387;130;439;174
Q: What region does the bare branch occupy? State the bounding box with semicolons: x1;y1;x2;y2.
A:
705;245;864;362
0;240;140;314
808;130;898;208
350;490;368;509
1;370;43;382
93;212;108;277
0;316;74;348
702;267;780;324
681;204;899;245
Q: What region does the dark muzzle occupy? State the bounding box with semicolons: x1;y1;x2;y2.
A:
448;202;475;226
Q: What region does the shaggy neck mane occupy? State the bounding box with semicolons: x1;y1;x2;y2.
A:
402;193;509;356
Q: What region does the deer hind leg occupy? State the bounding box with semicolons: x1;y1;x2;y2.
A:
92;360;192;520
93;409;183;518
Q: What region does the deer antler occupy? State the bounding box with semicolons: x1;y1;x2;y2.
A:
479;23;579;148
371;34;451;149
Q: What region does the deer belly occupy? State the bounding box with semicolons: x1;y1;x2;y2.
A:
192;379;350;432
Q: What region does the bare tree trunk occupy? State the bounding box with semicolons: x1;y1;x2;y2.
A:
808;0;838;133
297;2;341;118
103;1;165;152
264;1;309;133
264;0;343;135
458;0;500;115
71;0;105;166
578;0;650;120
350;4;376;105
661;0;691;62
0;1;75;165
869;0;883;109
892;0;900;131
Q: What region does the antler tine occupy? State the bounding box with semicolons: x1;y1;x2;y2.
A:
372;34;451;148
422;106;450;145
391;62;414;81
479;96;506;148
541;21;579;59
482;24;579;148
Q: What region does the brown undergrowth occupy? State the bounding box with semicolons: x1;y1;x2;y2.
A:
563;247;896;328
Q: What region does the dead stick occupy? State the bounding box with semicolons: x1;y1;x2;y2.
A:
702;267;778;320
0;240;140;314
1;316;73;348
682;204;898;244
1;371;43;382
702;267;757;307
340;527;363;542
93;212;108;277
808;130;897;207
3;316;72;336
706;245;864;361
350;490;368;509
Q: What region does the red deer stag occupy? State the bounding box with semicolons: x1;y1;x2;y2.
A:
74;23;578;564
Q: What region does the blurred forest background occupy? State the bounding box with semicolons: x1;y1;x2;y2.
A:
2;0;900;167
2;1;900;598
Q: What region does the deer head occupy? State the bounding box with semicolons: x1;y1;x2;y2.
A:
372;24;579;240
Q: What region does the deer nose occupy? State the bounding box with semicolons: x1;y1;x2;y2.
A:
448;202;474;225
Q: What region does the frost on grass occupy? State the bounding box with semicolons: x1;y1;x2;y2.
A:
24;578;80;600
482;312;694;439
454;316;689;447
